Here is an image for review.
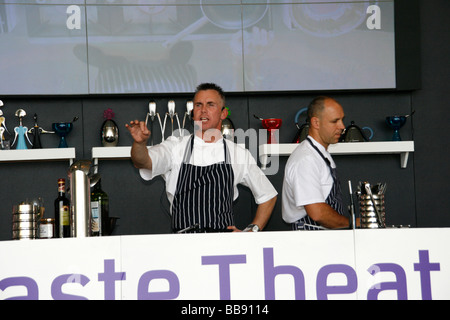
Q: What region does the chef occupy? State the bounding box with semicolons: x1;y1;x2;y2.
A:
126;83;277;233
282;96;356;230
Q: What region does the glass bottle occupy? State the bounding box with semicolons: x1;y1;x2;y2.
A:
54;178;70;238
90;179;110;236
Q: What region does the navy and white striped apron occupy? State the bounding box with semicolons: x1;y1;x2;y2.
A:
293;137;344;230
172;135;234;233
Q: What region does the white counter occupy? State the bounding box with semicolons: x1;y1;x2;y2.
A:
1;228;449;300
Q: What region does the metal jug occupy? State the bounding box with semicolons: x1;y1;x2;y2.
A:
68;160;92;238
340;121;373;142
292;107;309;143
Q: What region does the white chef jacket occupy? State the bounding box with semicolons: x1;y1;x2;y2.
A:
139;135;277;212
282;136;336;223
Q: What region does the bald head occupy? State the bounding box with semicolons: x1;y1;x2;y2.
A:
307;96;345;149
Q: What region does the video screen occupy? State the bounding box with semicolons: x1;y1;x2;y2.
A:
0;0;395;95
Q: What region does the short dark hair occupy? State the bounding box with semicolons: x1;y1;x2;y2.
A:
307;96;337;122
195;83;226;105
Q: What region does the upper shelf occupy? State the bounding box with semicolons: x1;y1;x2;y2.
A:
259;141;415;169
91;141;415;171
92;146;132;160
0;148;76;163
0;141;413;170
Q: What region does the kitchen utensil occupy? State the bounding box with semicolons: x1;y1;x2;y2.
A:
348;180;356;230
358;182;386;229
162;100;181;139
12;202;37;240
340;121;373;142
145;101;164;146
0;100;10;136
182;100;194;135
12;109;32;149
261;118;282;144
28;113;54;149
292;107;309;143
221;117;234;140
0;127;4;149
364;183;384;227
68;160;94;238
101;108;119;147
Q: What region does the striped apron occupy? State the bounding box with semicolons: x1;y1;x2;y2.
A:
172;135;234;233
293;137;345;230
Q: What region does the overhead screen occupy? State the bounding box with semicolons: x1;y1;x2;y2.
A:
0;0;395;95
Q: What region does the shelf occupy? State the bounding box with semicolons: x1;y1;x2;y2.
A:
259;141;415;169
92;144;245;161
0;148;76;164
92;146;133;160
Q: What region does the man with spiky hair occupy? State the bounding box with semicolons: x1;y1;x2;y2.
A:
127;83;277;233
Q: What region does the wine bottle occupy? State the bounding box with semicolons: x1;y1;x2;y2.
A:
90;179;109;236
54;178;70;238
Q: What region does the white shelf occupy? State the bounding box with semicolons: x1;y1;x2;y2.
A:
259;141;415;169
92;146;133;159
91;144;245;160
0;148;76;164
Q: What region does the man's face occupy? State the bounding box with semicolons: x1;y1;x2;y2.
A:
315;99;346;146
193;89;227;135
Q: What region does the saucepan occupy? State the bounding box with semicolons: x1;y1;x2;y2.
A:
163;0;269;47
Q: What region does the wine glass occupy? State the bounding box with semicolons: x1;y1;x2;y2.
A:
386;116;406;141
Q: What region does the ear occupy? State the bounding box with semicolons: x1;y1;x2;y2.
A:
310;116;320;129
221;106;228;120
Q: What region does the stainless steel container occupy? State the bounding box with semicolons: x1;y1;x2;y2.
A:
359;194;386;228
12;203;37;240
68;160;92;238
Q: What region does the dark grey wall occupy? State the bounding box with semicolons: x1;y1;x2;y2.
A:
0;0;448;240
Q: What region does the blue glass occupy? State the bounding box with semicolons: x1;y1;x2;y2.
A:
386;116;406;141
52;122;73;148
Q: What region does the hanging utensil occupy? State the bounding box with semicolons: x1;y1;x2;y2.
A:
182;100;194;131
162;100;181;139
